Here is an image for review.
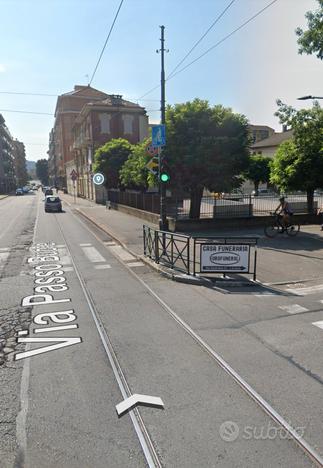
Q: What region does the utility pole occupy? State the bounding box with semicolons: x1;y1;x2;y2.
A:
159;25;167;231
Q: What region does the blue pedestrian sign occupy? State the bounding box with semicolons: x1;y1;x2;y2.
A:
152;125;166;147
93;173;105;185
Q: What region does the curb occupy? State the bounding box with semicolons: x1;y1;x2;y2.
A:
0;195;9;201
71;205;208;286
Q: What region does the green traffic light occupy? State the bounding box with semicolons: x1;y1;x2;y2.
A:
160;173;170;182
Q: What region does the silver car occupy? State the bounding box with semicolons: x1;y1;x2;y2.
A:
44;196;62;213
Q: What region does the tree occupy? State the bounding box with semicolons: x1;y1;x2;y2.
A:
119;139;155;191
243;153;272;195
93;139;133;189
271;100;323;212
36;159;49;185
165;99;250;218
296;0;323;59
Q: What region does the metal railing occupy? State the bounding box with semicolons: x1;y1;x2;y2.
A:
143;225;191;274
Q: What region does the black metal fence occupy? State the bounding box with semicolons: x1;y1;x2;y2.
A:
143;225;191;274
106;190;322;219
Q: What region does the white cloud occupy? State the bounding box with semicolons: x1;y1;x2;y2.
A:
0;64;6;73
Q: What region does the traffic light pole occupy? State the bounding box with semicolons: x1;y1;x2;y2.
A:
159;25;168;231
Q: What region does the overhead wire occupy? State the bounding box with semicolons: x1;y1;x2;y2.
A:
168;0;279;82
138;0;279;99
89;0;125;85
0;109;53;115
167;0;236;80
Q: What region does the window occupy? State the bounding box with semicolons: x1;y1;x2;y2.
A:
99;113;111;134
123;114;133;134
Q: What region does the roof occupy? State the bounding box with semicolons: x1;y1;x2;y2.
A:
87;95;141;109
251;129;293;149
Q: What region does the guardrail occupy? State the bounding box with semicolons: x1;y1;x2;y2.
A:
143;225;191;275
143;225;259;280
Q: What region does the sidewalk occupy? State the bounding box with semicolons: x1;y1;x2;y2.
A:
60;192;323;286
60;192;154;257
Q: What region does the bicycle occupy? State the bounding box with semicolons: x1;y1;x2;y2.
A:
264;212;300;238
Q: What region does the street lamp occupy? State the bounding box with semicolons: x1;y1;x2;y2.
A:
298;95;323;100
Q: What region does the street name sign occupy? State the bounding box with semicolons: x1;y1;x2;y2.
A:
200;244;250;273
152;125;166;147
92;173;105;185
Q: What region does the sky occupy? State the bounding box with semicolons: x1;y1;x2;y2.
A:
0;0;322;162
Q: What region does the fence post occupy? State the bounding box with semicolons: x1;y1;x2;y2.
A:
187;237;190;275
249;195;252;216
171;233;174;268
143;225;146;256
154;230;159;263
193;238;196;276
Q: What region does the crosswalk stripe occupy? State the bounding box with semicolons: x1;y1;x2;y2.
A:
278;304;309;314
312;321;323;330
127;262;145;268
0;252;10;263
0;247;10;252
286;284;323;296
82;246;106;263
63;266;74;272
80;243;92;247
108;245;136;262
94;264;112;270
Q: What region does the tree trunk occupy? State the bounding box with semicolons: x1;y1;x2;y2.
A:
254;181;259;196
306;188;314;214
189;186;204;219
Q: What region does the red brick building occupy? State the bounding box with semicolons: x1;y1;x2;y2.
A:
49;85;109;189
72;94;148;200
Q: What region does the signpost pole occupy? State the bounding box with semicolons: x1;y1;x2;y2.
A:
159;25;167;231
73;181;76;204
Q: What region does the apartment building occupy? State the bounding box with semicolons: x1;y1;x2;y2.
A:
72;94;148;200
0;114;16;193
50;85;109;189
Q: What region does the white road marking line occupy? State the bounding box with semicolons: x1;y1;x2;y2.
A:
109;245;136;262
0;247;9;251
127;262;145;268
286;284;323;296
0;251;9;262
55;244;66;248
63;266;74;272
279;304;309;314
312;321;323;330
79;243;92;247
82;246;106;263
104;241;116;246
94;264;112;270
254;292;276;297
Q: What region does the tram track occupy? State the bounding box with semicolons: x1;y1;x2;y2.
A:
65;204;323;467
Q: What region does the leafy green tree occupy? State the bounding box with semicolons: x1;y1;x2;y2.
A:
36;159;49;185
243;153;272;195
119;139;156;190
93;138;133;189
165;99;250;218
271;100;323;212
296;0;323;60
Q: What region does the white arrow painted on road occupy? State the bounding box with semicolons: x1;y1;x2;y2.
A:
116;394;164;417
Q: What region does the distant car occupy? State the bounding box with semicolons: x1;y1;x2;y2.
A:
44;196;62;212
314;190;323;196
251;189;276;197
22;186;31;193
44;188;53;196
16;188;24;196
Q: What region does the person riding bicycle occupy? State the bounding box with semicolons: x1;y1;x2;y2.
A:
275;196;293;227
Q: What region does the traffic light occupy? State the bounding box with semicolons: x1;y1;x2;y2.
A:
159;160;170;183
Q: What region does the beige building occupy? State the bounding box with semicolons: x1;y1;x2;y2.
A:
250;129;293;158
248;124;275;144
72;94;148;200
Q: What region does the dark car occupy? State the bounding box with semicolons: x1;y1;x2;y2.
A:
44;188;54;196
44;196;62;212
16;188;24;196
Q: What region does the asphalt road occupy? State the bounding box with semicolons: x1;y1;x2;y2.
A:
1;191;323;467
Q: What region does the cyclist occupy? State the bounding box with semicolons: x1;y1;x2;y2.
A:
275;196;293;227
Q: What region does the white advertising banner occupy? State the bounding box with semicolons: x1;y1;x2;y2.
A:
200;244;250;273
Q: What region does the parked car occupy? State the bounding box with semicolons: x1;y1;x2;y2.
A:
16;188;24;196
44;188;53;196
251;189;276;197
44;196;62;213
